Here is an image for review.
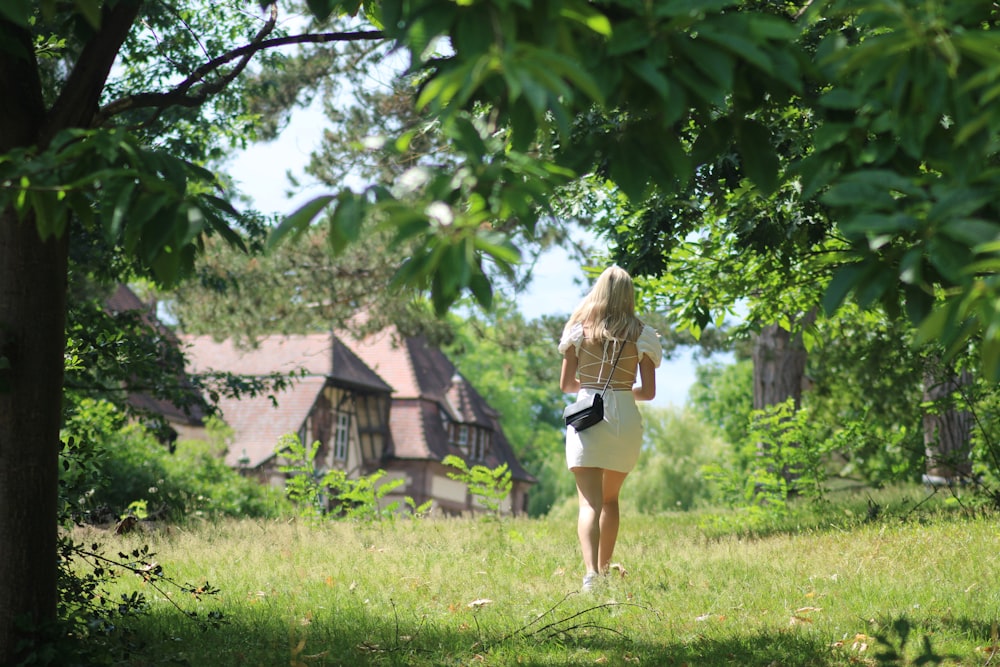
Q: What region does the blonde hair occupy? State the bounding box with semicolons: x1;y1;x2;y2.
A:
563;266;644;343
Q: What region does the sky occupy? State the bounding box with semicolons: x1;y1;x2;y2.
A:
226;104;706;408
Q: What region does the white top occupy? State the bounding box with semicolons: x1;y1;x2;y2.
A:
559;323;662;386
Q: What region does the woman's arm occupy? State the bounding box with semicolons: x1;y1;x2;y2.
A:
632;356;656;401
560;347;581;393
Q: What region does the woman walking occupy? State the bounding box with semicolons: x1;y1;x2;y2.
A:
558;266;661;591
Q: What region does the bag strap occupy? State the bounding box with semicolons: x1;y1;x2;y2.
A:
598;340;625;397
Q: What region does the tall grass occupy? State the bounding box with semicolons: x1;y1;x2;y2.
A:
81;487;1000;666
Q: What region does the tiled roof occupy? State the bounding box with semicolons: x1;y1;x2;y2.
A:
105;284;206;425
336;328;421;397
180;333;393;468
181;333;392;394
340;327;534;482
217;377;327;468
181;327;534;483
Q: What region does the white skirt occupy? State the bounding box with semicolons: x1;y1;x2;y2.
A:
565;389;643;473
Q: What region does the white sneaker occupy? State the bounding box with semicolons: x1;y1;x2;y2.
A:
581;571;599;592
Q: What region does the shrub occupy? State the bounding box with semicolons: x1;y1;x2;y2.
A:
61;399;285;521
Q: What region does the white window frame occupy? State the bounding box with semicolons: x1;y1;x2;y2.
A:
333;411;350;461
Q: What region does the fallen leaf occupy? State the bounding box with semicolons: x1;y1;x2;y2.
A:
608;563;628;578
467;598;493;609
789;615;813;625
795;606;822;613
553;567;566;577
851;633;872;652
695;613;712;622
594;657;609;664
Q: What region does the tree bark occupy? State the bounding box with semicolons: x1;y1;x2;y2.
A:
0;3;138;656
0;209;68;661
922;364;974;486
751;315;812;489
752;322;809;411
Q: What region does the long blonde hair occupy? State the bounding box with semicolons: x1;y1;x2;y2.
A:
563;266;644;343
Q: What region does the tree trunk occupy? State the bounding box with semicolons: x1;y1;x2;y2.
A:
752;322;809;411
922;364;974;486
751;317;812;488
0;209;69;661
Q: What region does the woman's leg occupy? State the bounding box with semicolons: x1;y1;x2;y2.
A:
572;467;604;575
598;470;628;572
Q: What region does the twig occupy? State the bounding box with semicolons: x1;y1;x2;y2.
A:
519;600;656;641
904;484;939;519
73;544;219;625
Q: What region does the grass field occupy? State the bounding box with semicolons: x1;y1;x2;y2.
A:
79;487;1000;666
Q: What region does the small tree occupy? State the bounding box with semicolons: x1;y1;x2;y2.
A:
443;455;512;518
276;434;429;521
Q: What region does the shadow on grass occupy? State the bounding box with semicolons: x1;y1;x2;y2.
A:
93;606;972;667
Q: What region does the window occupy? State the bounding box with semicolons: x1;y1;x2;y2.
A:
333;411;350;461
457;425;469;448
469;428;492;460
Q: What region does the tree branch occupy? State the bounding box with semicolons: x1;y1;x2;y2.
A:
96;12;385;125
42;0;142;142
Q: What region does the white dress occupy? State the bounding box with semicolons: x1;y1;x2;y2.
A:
559;324;662;473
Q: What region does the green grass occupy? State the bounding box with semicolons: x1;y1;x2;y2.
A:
78;488;1000;666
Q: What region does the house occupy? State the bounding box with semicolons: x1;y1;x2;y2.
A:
181;329;534;515
104;284;206;445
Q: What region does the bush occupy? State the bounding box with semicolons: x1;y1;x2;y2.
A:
61;399;286;521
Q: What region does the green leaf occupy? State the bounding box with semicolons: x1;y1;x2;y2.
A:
699;21;775;77
813;123;852;152
561;4;612;37
903;284;934;324
305;0;337;21
839;213;916;237
29;191;65;240
939;218;1000;247
626;58;671;101
737;120;779;195
268;195;336;251
655;0;737;16
108;181;137;241
818;89;863;110
683;36;735;90
607;19;652;56
0;0;31;27
328;193;365;255
822;264;864;315
447;116;487;162
926;236;971;284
